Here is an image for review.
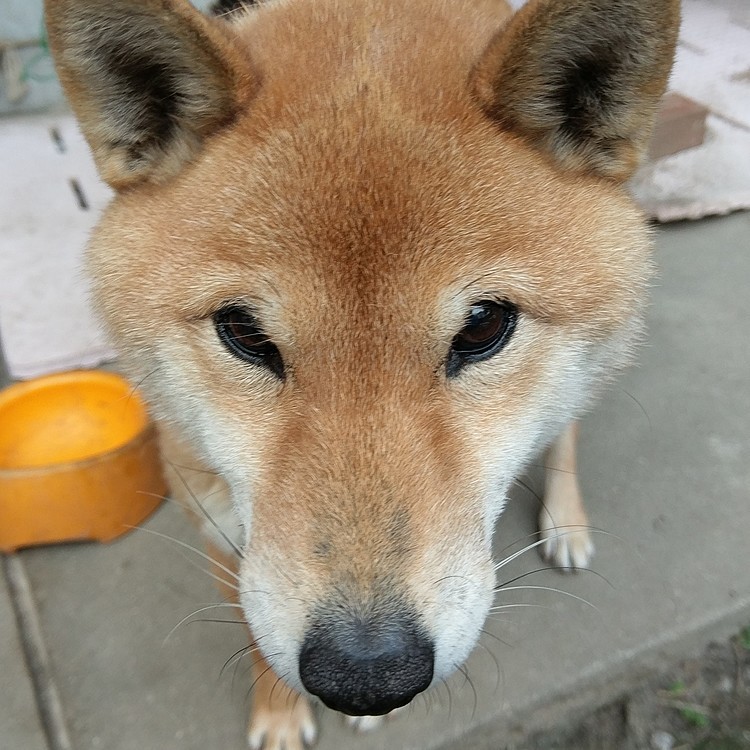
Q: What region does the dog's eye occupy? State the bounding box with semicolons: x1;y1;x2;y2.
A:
214;306;284;379
447;300;517;377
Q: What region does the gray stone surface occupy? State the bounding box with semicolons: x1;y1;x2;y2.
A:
19;212;750;750
0;561;48;750
20;506;250;750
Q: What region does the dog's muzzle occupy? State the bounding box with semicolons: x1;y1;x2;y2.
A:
298;609;434;716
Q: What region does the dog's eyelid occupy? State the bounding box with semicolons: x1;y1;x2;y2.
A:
466;294;517;311
445;299;519;377
212;299;261;319
214;305;285;379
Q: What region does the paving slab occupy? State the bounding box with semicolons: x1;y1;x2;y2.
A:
20;212;750;750
0;559;49;750
20;506;250;750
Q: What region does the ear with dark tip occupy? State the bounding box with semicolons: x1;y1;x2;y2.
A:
45;0;257;189
471;0;680;181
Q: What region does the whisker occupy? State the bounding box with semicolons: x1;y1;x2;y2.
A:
497;565;614;590
525;462;577;476
164;602;244;644
122;366;161;406
494;585;599;612
178;600;243;615
496;565;564;587
176;551;239;592
511;477;562;532
618;386;653;431
236;589;274;598
221;644;256;678
493;526;622;571
269;671;290;703
474;639;505;692
488;602;549;612
440;676;453;718
456;664;478;720
432;574;475;588
233;642;276;693
167;461;221;476
424;683;438;715
247;660;278;702
493;528;551;562
481;627;510;649
132;526;240;582
166;460;245;561
513;476;544;506
458;267;505;296
493;537;549;570
131;524;239;592
292;689;303;713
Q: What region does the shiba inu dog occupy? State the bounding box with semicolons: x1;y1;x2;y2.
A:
45;0;679;746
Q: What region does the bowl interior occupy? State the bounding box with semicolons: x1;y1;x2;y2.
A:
0;371;149;471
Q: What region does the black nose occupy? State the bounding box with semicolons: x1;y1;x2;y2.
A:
298;611;434;716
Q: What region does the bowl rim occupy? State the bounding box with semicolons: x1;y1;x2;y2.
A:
0;369;141;409
0;421;159;479
0;369;156;476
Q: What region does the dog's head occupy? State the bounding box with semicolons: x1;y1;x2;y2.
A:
47;0;678;716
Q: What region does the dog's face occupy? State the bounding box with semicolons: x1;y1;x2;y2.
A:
47;0;678;716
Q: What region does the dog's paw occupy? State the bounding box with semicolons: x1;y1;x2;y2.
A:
539;523;594;571
345;714;385;732
344;706;406;733
247;694;317;750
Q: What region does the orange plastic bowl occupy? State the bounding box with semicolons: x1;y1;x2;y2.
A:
0;370;166;552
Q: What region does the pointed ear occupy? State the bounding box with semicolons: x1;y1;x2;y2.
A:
471;0;680;181
45;0;257;189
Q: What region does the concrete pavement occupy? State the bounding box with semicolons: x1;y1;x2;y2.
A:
2;211;749;749
0;565;48;750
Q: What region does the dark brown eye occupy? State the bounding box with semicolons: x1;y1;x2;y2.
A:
214;306;284;379
447;300;517;377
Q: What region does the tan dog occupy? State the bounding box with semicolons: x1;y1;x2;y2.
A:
45;0;679;746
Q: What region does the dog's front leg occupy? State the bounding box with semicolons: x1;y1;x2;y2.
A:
204;542;316;749
246;649;317;750
538;421;594;570
203;542;316;750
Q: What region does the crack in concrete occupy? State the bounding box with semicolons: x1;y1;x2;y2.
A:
2;554;74;750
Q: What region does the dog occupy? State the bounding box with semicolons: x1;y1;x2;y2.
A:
45;0;679;746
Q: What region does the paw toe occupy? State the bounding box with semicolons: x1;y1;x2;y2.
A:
541;527;594;571
247;699;317;750
344;706;406;733
345;714;385;732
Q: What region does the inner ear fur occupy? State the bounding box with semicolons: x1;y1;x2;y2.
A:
45;0;257;189
471;0;680;181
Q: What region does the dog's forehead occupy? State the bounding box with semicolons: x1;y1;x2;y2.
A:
193;112;484;304
179;106;639;333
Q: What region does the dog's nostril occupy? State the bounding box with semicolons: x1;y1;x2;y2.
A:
298;613;434;716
